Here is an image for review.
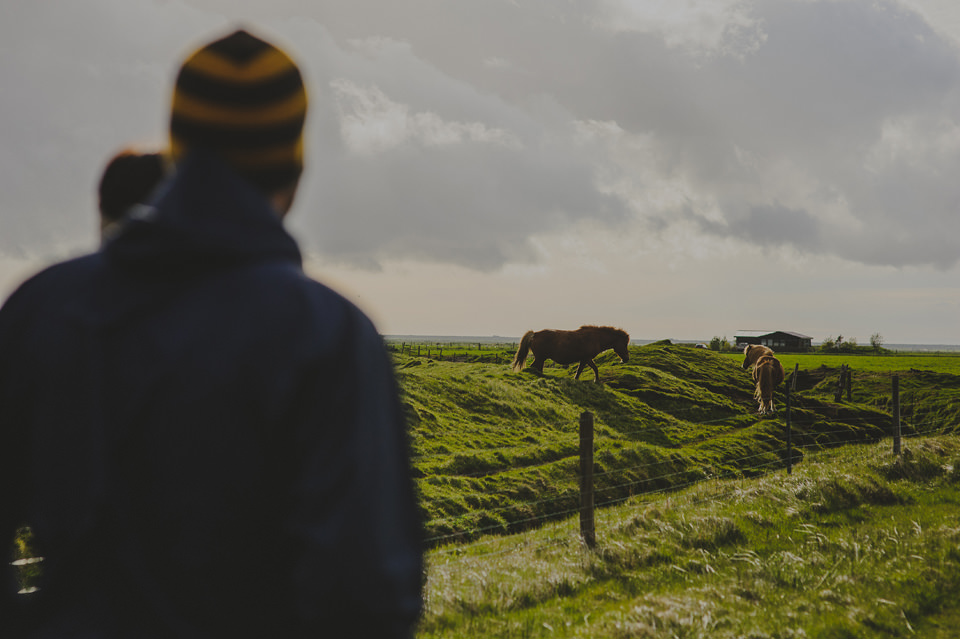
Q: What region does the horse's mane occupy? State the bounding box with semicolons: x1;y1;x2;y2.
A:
578;325;629;339
743;344;775;367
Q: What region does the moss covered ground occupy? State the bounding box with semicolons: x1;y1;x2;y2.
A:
399;343;951;545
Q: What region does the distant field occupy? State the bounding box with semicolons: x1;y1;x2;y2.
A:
720;351;960;375
384;338;960;375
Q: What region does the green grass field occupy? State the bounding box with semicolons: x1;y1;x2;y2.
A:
398;343;960;545
720;351;960;375
395;341;960;637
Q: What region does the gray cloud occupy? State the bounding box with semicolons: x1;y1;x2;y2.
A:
3;0;960;272
252;0;960;270
696;203;822;251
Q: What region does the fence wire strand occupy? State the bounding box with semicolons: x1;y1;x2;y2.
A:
421;388;957;563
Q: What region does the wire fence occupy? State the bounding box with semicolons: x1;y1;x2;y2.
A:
424;415;954;572
417;417;877;546
417;371;957;563
387;341;518;364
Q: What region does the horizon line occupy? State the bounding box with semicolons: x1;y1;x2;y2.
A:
381;334;960;347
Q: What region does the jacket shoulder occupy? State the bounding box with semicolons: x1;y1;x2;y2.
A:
230;260;383;349
0;254;103;319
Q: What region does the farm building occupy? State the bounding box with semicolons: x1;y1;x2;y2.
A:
734;330;813;352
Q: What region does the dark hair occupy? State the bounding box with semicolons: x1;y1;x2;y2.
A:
98;151;165;223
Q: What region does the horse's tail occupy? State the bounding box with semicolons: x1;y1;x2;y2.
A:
512;331;534;371
754;357;784;402
754;368;769;403
771;358;785;387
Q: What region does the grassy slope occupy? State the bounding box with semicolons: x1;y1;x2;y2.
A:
399;343;960;637
401;343;950;544
419;436;960;638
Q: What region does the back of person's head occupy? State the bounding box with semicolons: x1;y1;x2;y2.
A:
169;29;308;196
98;150;165;231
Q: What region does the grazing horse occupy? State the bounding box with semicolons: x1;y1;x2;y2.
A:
512;326;630;383
742;344;785;416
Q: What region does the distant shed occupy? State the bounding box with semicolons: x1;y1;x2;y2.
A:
735;330;813;352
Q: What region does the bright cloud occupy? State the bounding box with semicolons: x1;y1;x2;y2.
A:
595;0;766;58
331;79;522;154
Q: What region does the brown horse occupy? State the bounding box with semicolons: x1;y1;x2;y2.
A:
512;326;630;383
742;344;785;416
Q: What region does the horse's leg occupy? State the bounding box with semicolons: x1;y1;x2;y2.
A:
532;355;546;374
587;359;600;383
574;362;586;380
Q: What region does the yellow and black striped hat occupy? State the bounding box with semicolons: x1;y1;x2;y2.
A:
170;29;307;193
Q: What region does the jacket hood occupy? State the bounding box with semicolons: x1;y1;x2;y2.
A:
104;150;302;277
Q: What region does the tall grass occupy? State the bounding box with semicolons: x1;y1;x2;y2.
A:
419;436;960;638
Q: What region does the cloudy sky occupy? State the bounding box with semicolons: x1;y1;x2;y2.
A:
3;0;960;344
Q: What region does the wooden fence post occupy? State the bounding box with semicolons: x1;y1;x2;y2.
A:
834;365;848;402
785;382;793;475
786;378;800;475
579;411;596;548
783;364;799;475
893;375;901;455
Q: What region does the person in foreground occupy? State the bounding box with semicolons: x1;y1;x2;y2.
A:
0;28;423;638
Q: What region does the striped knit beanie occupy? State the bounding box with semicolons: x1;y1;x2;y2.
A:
170;29;307;194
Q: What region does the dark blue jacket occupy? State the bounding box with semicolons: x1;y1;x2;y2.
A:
0;152;423;638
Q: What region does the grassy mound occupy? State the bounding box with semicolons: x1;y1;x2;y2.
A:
419;436;960;638
399;343;947;544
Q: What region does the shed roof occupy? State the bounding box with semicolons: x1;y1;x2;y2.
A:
734;330;813;340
